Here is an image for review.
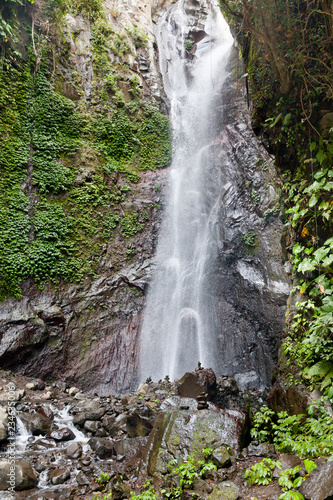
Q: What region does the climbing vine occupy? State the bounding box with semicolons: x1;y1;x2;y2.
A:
0;1;171;300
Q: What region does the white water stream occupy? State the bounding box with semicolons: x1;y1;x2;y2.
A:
139;0;233;381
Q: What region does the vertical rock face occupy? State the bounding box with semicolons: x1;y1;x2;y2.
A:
139;0;290;389
0;0;289;394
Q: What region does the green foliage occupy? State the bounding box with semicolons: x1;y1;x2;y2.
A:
251;403;333;457
168;449;217;489
245;458;281;486
0;20;171;300
241;230;256;247
131;489;159;500
93;472;110;487
125;24;149;48
66;0;103;20
184;39;194;51
121;213;144;238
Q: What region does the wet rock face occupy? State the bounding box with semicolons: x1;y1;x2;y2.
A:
299;461;333;500
0;0;289;395
144;406;246;475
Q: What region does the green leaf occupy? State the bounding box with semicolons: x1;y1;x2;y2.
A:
297;258;316;273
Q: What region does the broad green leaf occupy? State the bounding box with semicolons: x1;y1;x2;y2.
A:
298;258;316;273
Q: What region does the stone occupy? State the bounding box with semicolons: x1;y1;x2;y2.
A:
247;443;276;458
66;441;82;459
207;481;240;499
0;407;8;443
42;391;52;400
178;369;216;400
234;371;259;391
26;383;36;390
49;468;71;485
37;405;54;420
76;471;90;486
126;412;153;438
299;461;333;500
113;436;149;460
272;454;301;478
0;461;37;490
88;437;115;458
49;427;76;441
19;412;52;436
212;446;232;468
68;387;79;396
73;407;105;426
102;415;116;434
267;382;309;415
32;438;56;450
84;420;101;433
137;383;149;397
144;407;246;475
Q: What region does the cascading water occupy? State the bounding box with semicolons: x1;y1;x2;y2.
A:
139;0;234;381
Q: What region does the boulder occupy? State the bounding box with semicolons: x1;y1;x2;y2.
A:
19;412;52;436
273;454;302;478
267;381;308;415
0;407;8;443
207;481;240;499
49;468;70;485
37;405;54;420
88;437;115;458
66;441;83;459
212;446;232;468
49;427;75;441
299;461;333;500
144;407;246;475
102;415;117;435
126;412;153;437
247;443;276;458
177;369;216;400
32;438;56;450
0;461;37;490
113;436;149;460
84;420;101;433
68;387;79;396
73;407;105;426
137;383;149;397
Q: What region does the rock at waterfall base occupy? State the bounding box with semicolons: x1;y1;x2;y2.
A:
0;461;37;490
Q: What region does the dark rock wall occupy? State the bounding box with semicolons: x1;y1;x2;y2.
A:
0;0;290;394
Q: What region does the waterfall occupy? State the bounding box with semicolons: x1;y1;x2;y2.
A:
139;0;234;381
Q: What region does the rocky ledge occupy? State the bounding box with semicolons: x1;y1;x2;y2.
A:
0;368;330;499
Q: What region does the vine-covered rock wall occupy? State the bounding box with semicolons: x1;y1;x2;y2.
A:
0;0;173;392
219;0;333;398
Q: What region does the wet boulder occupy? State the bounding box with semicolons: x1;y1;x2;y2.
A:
84;420;101;433
177;369;216;400
73;407;105;426
207;481;240;499
113;436;149;461
49;467;71;485
247;442;276;458
19;412;52;436
0;461;37;490
144;406;246;475
299;461;333;500
66;441;82;459
126;412;153;437
88;437;115;458
211;446;232;468
49;427;75;441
